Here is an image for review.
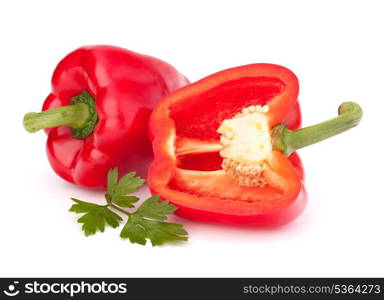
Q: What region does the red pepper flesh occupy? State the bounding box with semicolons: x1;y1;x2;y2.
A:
148;64;306;226
27;45;189;188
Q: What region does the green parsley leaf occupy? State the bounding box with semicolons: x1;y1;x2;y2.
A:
120;195;188;246
106;168;145;205
134;195;177;221
111;195;140;208
69;167;188;246
69;198;123;236
107;167;119;190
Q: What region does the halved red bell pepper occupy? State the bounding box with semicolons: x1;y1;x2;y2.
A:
23;45;189;188
148;64;362;226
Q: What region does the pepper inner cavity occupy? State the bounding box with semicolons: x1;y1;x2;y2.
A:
217;105;272;187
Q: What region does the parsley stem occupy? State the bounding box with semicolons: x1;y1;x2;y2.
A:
109;203;131;216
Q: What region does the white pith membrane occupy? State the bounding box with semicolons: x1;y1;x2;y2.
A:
217;105;272;187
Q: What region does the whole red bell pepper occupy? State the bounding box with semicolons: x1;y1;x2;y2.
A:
148;64;362;226
23;45;189;188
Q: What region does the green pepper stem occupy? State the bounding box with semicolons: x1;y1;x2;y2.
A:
272;102;363;156
23;91;98;138
23;103;91;133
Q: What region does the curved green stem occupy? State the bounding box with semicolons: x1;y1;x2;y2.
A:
110;204;131;216
23;91;98;138
23;103;90;133
272;102;363;156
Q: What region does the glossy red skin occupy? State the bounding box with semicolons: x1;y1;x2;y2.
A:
148;64;307;227
42;45;189;188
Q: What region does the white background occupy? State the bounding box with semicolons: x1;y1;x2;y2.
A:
0;0;382;277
